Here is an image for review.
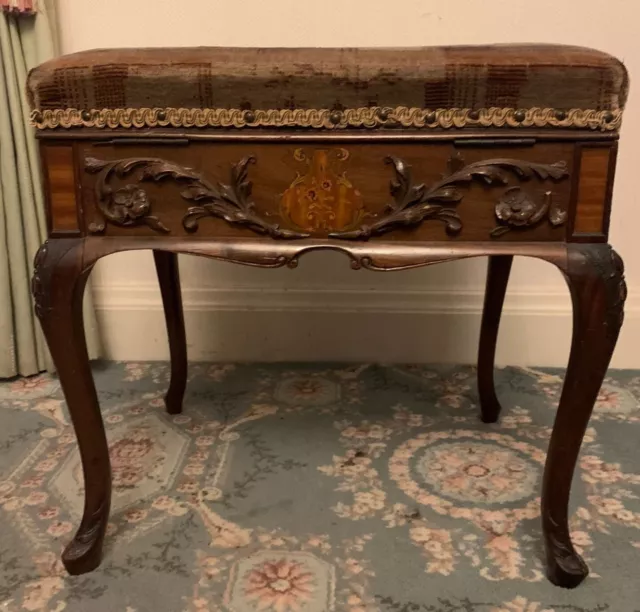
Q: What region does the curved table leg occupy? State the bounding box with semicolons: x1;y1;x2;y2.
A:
153;250;187;415
477;255;513;423
32;239;111;575
543;244;626;588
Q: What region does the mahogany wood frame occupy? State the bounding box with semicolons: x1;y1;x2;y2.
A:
32;126;627;590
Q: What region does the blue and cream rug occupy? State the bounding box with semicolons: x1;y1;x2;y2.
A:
1;363;639;611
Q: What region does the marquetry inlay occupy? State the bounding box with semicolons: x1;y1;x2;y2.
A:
574;146;613;236
43;145;78;233
280;149;365;233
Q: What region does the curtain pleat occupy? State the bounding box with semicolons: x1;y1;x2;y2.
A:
0;3;100;378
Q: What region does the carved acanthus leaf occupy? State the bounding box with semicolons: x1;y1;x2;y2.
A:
330;156;569;240
179;156;309;238
86;155;310;239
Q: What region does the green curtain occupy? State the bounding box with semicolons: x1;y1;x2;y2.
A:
0;1;100;378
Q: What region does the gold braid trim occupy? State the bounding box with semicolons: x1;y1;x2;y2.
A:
30;106;622;131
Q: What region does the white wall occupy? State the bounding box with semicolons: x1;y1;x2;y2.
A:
57;0;639;366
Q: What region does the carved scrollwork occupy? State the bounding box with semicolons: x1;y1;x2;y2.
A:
329;157;462;239
31;239;86;321
181;156;309;238
85;156;310;239
330;155;569;240
574;244;627;341
31;241;50;320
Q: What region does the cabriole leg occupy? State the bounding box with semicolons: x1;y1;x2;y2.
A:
542;244;626;588
153;250;187;415
32;238;111;575
477;255;513;423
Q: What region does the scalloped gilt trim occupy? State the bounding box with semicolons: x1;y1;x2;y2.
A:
30;106;622;131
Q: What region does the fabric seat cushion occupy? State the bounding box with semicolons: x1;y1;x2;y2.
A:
28;44;628;113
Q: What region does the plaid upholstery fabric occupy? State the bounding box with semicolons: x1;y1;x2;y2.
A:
1;0;36;14
27;45;629;112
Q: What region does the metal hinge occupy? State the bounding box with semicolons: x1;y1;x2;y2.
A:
94;137;190;146
454;138;536;147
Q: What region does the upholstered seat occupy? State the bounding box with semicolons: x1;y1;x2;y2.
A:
28;45;628;131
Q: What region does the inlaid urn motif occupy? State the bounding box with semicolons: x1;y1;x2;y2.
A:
280;148;365;233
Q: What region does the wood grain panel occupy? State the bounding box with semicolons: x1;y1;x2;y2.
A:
43;145;79;233
573;146;611;236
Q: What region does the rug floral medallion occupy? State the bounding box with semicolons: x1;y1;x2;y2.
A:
1;363;639;611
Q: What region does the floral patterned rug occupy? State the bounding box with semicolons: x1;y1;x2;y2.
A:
1;362;640;612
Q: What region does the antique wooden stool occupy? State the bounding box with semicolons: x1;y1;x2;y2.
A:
28;45;628;588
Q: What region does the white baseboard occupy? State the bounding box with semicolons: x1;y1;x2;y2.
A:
93;283;640;368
